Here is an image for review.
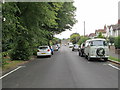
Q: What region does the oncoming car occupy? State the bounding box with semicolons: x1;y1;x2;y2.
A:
37;46;52;57
84;38;109;61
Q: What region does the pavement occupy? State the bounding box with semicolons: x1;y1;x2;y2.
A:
109;46;120;59
2;46;119;88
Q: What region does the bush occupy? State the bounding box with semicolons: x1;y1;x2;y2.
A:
114;36;120;49
78;36;89;45
108;36;115;45
10;40;32;60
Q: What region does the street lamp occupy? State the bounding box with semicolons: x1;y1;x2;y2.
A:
84;21;85;37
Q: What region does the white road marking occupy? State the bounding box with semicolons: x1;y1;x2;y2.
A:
0;66;25;79
108;64;120;70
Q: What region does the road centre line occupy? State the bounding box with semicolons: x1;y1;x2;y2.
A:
0;66;25;79
108;64;120;70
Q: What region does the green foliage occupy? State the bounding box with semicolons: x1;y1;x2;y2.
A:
97;32;104;38
70;33;80;44
52;37;61;45
114;36;120;49
78;36;89;45
108;36;115;45
2;2;76;60
10;39;31;60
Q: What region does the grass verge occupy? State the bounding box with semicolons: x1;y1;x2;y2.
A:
109;56;120;62
2;57;28;72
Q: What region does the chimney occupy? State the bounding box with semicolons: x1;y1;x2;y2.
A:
104;25;107;30
118;19;120;24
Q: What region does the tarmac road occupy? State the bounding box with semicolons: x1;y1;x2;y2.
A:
2;46;118;88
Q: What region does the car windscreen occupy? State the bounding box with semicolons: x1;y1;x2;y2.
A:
90;40;108;46
39;47;48;49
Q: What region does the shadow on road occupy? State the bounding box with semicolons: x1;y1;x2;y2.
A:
36;56;51;59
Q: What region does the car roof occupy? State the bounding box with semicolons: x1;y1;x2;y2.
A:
86;38;106;42
39;46;49;47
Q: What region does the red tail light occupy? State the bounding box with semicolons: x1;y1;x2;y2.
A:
47;49;50;51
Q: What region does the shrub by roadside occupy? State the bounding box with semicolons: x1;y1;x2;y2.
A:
109;56;120;62
114;36;120;49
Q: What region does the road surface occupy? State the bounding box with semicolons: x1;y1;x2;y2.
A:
2;46;118;88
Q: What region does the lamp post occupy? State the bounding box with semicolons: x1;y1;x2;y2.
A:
84;21;85;37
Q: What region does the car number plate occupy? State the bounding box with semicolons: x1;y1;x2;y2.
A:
41;53;46;54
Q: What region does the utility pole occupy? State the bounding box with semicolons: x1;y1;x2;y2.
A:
84;21;85;37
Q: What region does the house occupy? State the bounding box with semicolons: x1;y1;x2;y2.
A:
106;19;120;37
109;25;118;37
95;29;107;37
95;26;107;37
88;33;96;39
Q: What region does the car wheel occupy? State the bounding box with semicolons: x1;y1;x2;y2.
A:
79;52;81;56
81;53;84;57
85;54;87;59
87;55;91;61
104;58;108;62
51;52;53;55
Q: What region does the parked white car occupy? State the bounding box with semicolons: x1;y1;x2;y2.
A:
37;46;52;57
72;44;79;51
84;38;109;61
69;43;74;48
53;45;59;51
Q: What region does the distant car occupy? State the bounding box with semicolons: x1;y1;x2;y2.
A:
37;46;52;57
72;44;79;51
53;45;59;51
69;43;74;48
50;46;54;55
65;44;67;46
78;43;85;57
57;44;61;49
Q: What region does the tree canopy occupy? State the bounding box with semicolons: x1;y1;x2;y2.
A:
2;2;77;60
70;33;80;44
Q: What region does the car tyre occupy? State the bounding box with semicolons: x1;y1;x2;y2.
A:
79;52;81;56
104;58;108;62
87;55;91;61
81;53;84;57
51;52;53;55
85;55;87;59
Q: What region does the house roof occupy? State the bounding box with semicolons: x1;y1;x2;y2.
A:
95;29;106;33
107;26;111;29
110;24;120;30
118;19;120;24
110;25;118;30
89;33;96;37
118;24;120;30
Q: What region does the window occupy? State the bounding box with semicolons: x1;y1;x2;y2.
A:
90;40;108;46
39;47;48;49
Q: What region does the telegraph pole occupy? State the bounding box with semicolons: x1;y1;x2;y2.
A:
84;21;85;37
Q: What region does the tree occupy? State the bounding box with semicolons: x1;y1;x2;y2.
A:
70;33;80;44
97;32;105;38
108;36;115;45
78;36;89;45
114;36;120;49
2;2;77;60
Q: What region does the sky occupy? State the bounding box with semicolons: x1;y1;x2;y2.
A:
55;0;120;39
